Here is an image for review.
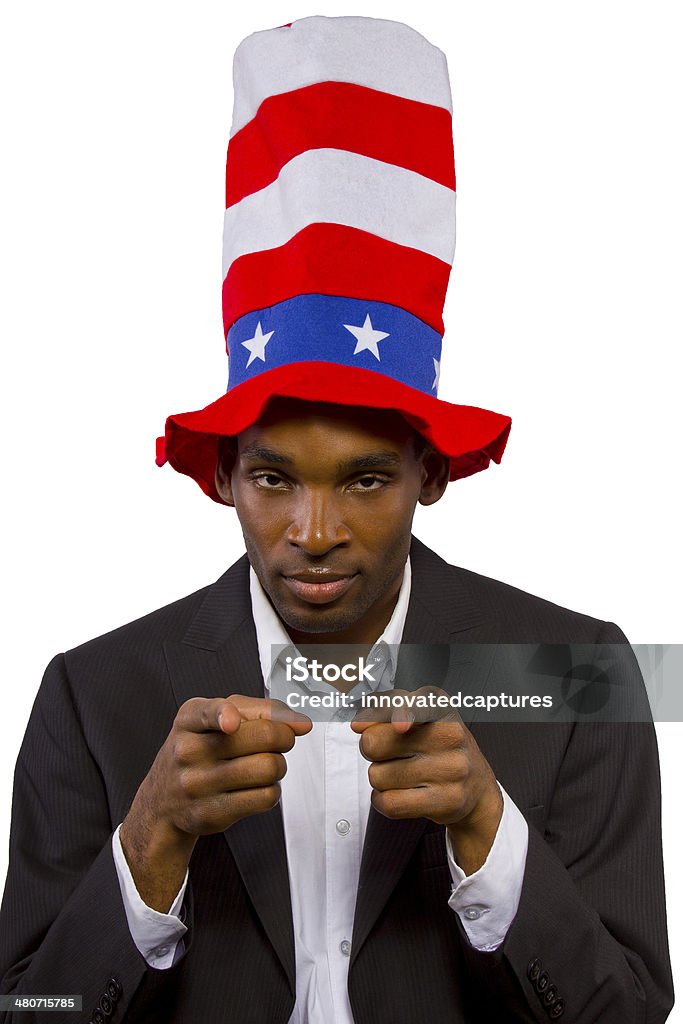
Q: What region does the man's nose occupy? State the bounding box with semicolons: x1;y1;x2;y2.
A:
285;489;351;555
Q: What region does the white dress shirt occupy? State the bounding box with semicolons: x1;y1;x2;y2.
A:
112;555;529;1022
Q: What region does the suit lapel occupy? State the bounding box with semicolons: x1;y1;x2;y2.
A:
163;554;295;994
351;536;500;965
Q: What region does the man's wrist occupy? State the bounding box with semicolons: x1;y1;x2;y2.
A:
445;782;504;876
119;810;196;913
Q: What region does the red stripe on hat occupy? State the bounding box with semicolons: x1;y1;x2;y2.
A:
226;81;455;208
222;222;450;338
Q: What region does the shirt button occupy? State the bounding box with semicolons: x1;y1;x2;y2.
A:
336;819;351;836
153;945;170;958
339;939;351;956
463;907;482;921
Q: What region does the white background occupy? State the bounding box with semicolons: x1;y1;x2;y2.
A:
1;0;681;1012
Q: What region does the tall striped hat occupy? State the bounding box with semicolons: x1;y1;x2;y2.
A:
156;16;511;502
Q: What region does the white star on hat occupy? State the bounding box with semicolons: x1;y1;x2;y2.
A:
242;321;274;368
343;313;390;361
432;357;440;390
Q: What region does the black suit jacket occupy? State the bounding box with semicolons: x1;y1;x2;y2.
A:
0;537;674;1023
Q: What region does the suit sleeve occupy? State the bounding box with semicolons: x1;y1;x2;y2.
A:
456;623;674;1024
0;654;194;1024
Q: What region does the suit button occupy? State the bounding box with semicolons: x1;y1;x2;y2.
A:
91;1012;105;1024
107;977;122;1000
549;999;565;1018
527;958;542;981
536;971;549;992
100;993;113;1017
543;986;558;1006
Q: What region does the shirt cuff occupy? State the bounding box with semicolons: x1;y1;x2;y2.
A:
112;822;189;969
446;784;529;952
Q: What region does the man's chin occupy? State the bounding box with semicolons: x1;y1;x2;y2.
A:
274;598;363;639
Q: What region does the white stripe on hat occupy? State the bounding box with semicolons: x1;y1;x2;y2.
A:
230;15;452;137
222;148;456;276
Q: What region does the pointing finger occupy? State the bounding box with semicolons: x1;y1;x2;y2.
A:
227;694;313;735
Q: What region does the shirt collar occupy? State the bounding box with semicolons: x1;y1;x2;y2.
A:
249;556;412;694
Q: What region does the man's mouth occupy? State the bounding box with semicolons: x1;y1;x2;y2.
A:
281;571;358;605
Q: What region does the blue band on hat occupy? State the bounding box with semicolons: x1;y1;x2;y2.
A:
226;294;443;395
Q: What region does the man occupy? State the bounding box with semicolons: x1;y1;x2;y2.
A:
0;15;673;1024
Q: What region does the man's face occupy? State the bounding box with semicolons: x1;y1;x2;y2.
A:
215;398;449;644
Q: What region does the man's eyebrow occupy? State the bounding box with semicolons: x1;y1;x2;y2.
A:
239;444;293;465
336;451;402;472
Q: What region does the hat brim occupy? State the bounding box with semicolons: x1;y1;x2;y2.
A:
156;362;511;503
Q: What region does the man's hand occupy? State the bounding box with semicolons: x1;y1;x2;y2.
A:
351;687;503;875
119;695;311;911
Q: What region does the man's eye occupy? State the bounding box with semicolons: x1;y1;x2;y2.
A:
349;475;386;491
253;473;288;489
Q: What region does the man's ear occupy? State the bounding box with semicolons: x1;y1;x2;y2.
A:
214;437;237;506
418;447;451;506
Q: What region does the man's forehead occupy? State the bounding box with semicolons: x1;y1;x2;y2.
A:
237;397;417;445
